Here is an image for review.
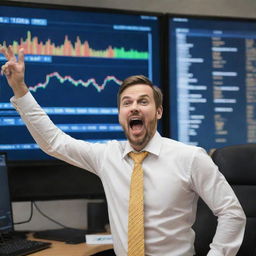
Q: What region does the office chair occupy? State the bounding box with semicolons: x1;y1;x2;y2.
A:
193;144;256;256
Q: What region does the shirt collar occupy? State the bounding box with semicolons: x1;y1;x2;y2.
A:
122;131;162;159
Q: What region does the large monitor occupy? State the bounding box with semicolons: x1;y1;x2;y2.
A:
0;1;162;161
168;15;256;152
0;1;163;201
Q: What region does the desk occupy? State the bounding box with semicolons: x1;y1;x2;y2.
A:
28;234;113;256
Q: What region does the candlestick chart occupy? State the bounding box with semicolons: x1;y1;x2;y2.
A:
1;31;149;59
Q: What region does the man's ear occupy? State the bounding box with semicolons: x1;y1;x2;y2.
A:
156;106;163;120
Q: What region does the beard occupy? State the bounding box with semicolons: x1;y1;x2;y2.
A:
123;115;158;151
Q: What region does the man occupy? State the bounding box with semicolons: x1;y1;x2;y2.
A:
1;46;246;256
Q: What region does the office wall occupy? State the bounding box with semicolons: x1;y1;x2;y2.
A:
7;0;256;18
13;200;89;231
8;0;256;231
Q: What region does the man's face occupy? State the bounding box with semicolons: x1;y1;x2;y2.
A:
118;84;162;151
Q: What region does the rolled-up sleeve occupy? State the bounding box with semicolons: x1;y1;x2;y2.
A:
11;92;105;174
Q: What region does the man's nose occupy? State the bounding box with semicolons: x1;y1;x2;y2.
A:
130;102;139;112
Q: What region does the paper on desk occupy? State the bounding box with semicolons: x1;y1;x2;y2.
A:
85;234;113;244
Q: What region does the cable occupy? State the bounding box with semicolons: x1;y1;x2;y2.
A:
13;201;80;230
32;202;74;229
13;201;33;225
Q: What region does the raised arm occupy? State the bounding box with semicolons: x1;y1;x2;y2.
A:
0;45;28;98
1;45;104;174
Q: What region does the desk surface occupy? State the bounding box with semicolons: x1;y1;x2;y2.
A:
28;234;113;256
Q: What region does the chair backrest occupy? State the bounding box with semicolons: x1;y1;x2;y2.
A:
211;144;256;256
193;198;217;255
193;144;256;255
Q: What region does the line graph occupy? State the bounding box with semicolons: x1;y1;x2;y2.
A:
28;72;123;93
2;31;148;59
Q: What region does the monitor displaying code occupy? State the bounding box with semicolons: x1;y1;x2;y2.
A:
169;16;256;151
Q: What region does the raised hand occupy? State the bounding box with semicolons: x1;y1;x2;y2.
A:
0;45;28;98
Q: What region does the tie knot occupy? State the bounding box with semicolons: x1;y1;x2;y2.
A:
129;151;148;164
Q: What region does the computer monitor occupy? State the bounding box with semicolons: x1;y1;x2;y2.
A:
0;1;163;202
0;1;163;161
168;15;256;152
0;153;13;234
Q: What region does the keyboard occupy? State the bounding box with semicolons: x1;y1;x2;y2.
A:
0;238;51;256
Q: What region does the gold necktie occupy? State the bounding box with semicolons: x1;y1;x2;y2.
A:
128;151;148;256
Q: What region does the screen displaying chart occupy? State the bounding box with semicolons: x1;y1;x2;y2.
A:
0;3;161;160
168;15;256;152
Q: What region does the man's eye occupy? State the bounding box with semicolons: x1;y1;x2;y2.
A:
123;101;131;106
141;100;148;105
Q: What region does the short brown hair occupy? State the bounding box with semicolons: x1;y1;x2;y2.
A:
117;75;163;109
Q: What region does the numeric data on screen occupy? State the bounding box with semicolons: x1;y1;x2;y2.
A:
169;17;256;151
0;5;161;160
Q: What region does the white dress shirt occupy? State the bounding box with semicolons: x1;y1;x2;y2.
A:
11;92;246;256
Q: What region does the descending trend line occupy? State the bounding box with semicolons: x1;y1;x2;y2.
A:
1;31;149;59
28;72;123;93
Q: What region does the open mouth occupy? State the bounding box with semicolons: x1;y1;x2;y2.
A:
129;118;144;132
